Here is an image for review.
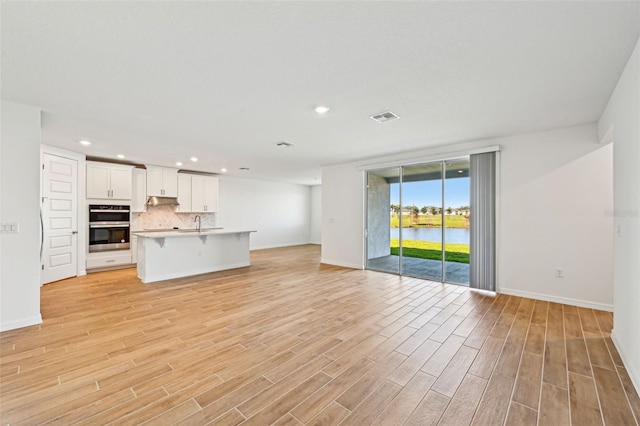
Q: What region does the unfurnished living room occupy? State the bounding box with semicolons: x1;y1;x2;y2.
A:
1;1;639;425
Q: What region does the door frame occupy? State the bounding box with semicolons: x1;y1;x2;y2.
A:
364;159;469;285
41;144;87;282
360;145;501;288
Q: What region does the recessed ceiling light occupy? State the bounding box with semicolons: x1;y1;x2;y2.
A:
190;157;198;162
176;161;183;166
79;140;91;146
315;106;330;114
239;167;250;171
275;141;295;148
116;154;125;159
220;168;227;173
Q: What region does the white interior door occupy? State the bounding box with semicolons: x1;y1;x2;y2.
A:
41;153;78;284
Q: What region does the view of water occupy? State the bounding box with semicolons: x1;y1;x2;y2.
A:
390;227;470;244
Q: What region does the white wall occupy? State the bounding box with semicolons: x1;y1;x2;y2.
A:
498;126;612;310
309;185;322;244
322;123;613;311
1;100;43;331
598;37;640;392
217;176;312;250
321;162;365;269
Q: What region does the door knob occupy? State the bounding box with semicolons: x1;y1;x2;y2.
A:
71;231;78;234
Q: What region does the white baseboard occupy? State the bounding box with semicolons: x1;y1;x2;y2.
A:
141;262;251;283
498;287;613;312
611;329;640;394
320;258;364;270
0;314;43;332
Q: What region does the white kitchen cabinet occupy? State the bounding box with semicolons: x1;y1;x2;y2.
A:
131;168;147;212
86;251;132;269
191;175;219;213
176;173;192;212
86;161;133;200
146;165;178;197
204;178;219;212
174;174;218;213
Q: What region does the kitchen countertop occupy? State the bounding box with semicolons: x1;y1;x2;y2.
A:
131;227;223;233
133;229;256;238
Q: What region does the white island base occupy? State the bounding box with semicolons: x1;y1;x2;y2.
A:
135;230;256;283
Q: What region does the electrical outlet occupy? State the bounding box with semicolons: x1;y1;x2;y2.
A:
555;268;564;278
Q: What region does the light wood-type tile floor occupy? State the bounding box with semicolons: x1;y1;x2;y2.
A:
1;245;638;425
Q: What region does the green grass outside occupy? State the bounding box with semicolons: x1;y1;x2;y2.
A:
390;247;469;264
391;239;469;254
390;214;469;228
390;238;470;264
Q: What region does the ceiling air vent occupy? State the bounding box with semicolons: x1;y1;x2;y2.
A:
275;141;295;148
370;111;400;123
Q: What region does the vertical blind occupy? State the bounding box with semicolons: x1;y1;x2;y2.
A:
470;152;496;291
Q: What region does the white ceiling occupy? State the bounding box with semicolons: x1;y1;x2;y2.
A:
2;1;638;185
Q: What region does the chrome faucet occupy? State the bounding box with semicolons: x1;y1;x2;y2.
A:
194;215;201;232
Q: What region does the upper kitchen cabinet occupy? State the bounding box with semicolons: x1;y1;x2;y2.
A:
146;165;178;197
176;173;219;212
86;161;133;200
176;173;192;213
191;175;219;213
131;168;147;212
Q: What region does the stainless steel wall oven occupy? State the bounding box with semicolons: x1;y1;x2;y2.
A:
88;205;130;252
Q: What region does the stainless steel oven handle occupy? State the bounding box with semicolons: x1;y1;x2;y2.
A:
89;224;130;228
89;209;130;213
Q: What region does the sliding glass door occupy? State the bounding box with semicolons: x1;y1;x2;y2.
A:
400;163;444;282
365;158;470;285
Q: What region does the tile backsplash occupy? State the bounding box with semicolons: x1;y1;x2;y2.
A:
131;205;217;231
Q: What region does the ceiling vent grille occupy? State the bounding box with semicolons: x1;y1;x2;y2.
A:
370;111;400;123
275;141;295;148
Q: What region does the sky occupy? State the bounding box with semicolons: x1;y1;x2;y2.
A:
389;178;469;208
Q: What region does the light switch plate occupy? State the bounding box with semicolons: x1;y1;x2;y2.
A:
0;222;19;234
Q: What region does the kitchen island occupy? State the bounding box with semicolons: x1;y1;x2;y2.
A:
133;229;256;283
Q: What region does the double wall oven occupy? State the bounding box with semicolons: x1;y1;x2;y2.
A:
88;205;130;252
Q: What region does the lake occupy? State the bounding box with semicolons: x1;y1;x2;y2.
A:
390;227;470;244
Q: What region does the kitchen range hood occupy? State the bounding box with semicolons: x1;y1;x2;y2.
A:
146;196;180;207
